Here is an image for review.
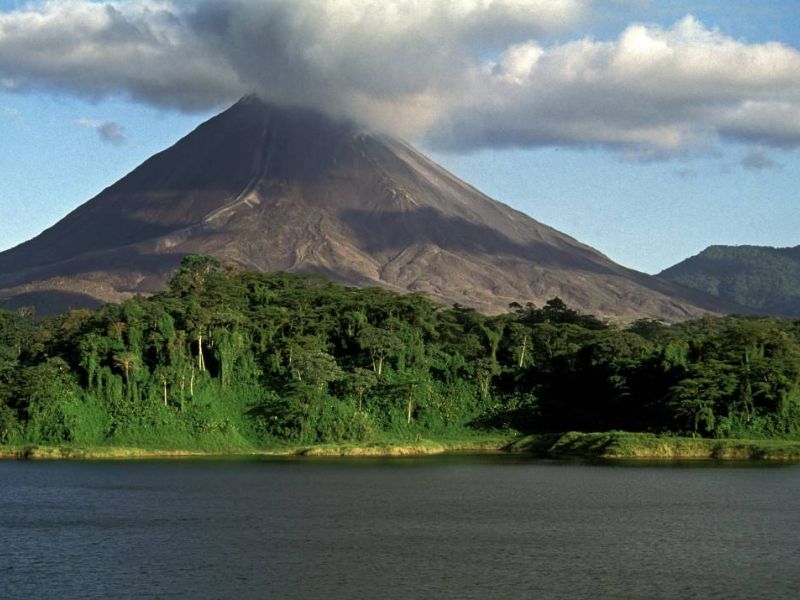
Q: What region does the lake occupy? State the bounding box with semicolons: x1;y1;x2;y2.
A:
1;454;799;599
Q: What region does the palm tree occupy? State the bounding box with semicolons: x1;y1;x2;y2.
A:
113;352;139;386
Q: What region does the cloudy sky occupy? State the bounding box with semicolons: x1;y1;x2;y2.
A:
1;0;799;273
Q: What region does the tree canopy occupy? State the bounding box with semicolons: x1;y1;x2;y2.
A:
1;256;799;448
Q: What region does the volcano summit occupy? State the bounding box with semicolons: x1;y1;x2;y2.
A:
0;96;724;319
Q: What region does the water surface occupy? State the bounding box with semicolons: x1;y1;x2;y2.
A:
2;455;798;599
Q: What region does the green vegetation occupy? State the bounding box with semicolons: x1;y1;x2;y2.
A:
1;255;800;458
660;244;800;316
0;431;510;460
507;432;800;460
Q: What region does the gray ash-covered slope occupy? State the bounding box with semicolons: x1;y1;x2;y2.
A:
0;96;727;319
660;244;800;317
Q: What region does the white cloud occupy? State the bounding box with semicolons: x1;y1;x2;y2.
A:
718;102;800;148
1;2;799;160
430;16;800;153
76;117;126;144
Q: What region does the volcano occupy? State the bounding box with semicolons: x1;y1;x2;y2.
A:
0;96;728;319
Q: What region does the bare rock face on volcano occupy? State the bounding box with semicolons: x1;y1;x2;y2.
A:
0;96;727;319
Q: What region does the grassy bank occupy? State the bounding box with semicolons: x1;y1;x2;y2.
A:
506;431;800;460
289;434;511;457
4;431;800;460
0;432;513;460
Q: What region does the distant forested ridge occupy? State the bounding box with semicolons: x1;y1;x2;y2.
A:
660;244;800;317
1;256;799;449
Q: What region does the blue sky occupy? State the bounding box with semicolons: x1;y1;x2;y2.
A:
1;0;799;274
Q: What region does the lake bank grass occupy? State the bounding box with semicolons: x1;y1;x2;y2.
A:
290;434;511;457
0;432;512;460
3;431;800;460
506;431;800;460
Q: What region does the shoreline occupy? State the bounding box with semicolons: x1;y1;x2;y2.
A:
3;431;800;461
0;436;512;461
507;431;800;461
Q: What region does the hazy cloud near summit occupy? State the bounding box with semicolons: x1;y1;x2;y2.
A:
1;1;800;158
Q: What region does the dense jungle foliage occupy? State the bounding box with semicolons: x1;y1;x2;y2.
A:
1;256;799;449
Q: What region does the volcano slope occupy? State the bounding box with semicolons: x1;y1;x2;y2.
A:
0;96;729;320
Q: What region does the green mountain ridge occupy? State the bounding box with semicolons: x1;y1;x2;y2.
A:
659;244;800;317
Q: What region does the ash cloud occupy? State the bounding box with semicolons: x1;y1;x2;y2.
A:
1;1;800;161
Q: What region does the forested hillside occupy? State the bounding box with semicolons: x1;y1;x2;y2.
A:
660;245;800;317
1;256;799;450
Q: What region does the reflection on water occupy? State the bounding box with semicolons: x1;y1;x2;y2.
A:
2;455;799;599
